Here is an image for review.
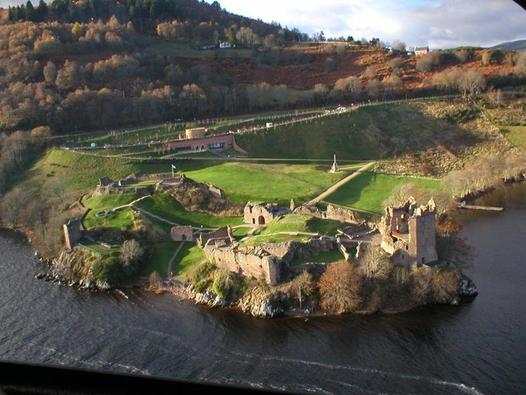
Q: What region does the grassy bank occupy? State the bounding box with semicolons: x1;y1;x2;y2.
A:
180;161;349;205
136;192;243;228
235;102;463;160
326;172;442;213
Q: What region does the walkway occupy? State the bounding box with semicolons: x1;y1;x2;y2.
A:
307;162;376;206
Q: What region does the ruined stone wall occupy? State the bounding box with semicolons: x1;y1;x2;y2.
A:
244;204;275;225
324;204;361;223
203;236;337;286
203;244;281;285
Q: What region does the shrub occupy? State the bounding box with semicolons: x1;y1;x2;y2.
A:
388;57;403;72
148;271;163;292
363;65;377;79
318;261;362;314
416;51;443;72
185;260;215;293
211;269;245;300
455;49;474;63
430;268;460;303
481;50;504;66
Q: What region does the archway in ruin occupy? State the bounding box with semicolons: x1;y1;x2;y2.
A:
258;216;266;225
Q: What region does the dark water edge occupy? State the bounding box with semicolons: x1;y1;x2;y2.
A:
0;211;525;394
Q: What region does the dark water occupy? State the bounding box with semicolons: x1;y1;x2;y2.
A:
0;211;525;394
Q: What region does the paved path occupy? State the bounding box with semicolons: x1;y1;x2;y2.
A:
307;162;376;206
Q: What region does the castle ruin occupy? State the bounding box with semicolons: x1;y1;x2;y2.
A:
379;198;438;267
244;202;289;226
63;218;83;250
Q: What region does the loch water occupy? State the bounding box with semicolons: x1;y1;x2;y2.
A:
0;210;525;394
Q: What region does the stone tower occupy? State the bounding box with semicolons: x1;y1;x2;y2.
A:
379;198;438;266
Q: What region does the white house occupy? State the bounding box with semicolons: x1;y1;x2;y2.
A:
414;46;430;56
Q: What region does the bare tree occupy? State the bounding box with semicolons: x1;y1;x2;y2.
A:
120;239;144;267
318;261;362;314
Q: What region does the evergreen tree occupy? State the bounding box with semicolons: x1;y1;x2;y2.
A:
36;0;49;22
25;1;36;21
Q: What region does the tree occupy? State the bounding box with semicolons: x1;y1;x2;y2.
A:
318;261;362;314
43;62;57;86
364;65;377;79
361;246;393;280
289;271;314;309
455;49;473;63
481;50;504;66
55;60;81;91
120;239;144;268
25;0;36;21
392;40;406;53
36;0;49;21
515;52;526;75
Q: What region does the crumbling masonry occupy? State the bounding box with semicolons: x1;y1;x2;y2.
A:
379;198;438;267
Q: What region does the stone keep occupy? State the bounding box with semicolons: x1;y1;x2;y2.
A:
379;198;438;266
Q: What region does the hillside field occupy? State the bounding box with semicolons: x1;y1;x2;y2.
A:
326;172;442;214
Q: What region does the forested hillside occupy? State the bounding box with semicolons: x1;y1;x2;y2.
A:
0;0;525;137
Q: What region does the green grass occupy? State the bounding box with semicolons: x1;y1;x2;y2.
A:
501;126;526;150
327;172;442;214
136;192;243;228
83;193;138;230
31;149;167;193
145;241;180;277
175;244;207;275
241;214;345;246
236;102;467;160
181;162;348;205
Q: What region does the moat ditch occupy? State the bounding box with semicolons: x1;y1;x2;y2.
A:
0;205;524;394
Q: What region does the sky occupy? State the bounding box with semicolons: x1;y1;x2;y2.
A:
209;0;526;48
1;0;525;48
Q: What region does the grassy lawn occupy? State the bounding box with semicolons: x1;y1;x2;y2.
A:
83;193;138;230
32;149;168;193
501;126;526;150
175;244;207;276
145;241;181;277
136;192;243;228
326;172;442;214
242;214;345;246
181;162;348;205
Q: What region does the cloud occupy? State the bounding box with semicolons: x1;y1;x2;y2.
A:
212;0;526;48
